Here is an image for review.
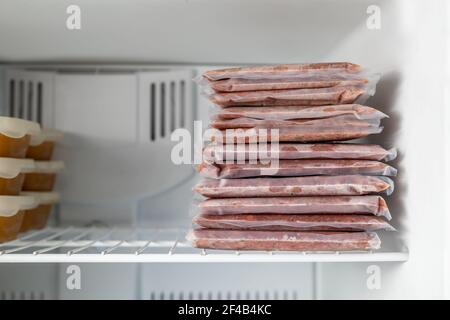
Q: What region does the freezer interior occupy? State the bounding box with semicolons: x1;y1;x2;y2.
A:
0;0;449;300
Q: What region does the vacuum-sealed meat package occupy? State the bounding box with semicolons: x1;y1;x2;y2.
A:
206;75;369;92
194;176;394;198
193;214;395;232
198;160;397;179
209;125;382;143
202;63;363;81
213;104;387;121
209;86;368;107
187;229;381;251
197;196;391;219
202;143;397;163
210;115;381;130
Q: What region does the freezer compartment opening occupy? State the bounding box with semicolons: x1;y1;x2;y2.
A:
0;64;408;262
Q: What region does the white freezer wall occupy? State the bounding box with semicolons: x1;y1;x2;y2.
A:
317;2;449;299
0;0;449;299
0;0;437;66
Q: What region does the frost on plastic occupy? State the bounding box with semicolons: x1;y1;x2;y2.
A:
384;148;397;162
187;229;381;251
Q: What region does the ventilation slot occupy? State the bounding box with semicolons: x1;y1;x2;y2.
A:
37;82;43;125
179;80;185;128
18;80;24;119
170;81;176;132
8;80;15;117
150;83;156;141
160;83;166;137
27;82;33;121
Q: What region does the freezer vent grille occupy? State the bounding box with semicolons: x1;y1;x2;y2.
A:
4;70;54;127
149;80;187;141
0;290;46;300
7;79;43;124
148;290;300;300
139;70;193;142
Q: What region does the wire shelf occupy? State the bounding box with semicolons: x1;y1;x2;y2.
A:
0;227;408;263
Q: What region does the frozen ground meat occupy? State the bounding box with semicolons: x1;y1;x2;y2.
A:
194;176;393;198
202;143;396;162
198;195;391;219
187;229;381;251
198;159;397;179
193;214;395;232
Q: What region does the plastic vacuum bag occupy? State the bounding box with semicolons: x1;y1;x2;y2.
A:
208;125;383;143
197;159;397;179
204;74;370;92
193;214;395;232
208;85;372;107
197;195;392;220
202;143;397;163
199;63;381;94
212;104;387;121
187;229;381;251
194;176;394;198
202;63;363;81
210;115;381;129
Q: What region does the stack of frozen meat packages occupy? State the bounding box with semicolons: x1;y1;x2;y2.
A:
187;62;397;252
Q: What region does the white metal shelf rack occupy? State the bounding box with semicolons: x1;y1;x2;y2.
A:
0;227;408;263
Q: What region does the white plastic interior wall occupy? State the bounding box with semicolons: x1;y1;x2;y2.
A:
0;0;449;299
